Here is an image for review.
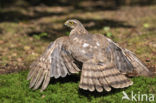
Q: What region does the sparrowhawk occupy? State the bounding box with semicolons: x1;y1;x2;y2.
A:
27;19;152;92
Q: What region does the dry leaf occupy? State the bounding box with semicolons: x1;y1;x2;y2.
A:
24;46;31;51
0;40;4;44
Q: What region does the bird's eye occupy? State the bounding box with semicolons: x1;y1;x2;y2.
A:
70;21;74;25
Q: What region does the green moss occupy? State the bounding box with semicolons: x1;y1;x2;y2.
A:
0;71;156;103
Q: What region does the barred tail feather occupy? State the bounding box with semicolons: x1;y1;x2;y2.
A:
79;61;133;92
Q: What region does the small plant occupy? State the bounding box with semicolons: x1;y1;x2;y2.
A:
65;31;70;36
143;23;150;28
103;26;110;31
103;26;113;37
33;32;48;40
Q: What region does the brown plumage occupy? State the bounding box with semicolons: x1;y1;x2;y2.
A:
27;19;153;92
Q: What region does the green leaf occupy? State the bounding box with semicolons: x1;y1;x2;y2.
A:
66;32;70;36
33;32;48;40
143;23;150;28
106;32;112;37
103;26;110;31
33;35;40;40
40;32;48;37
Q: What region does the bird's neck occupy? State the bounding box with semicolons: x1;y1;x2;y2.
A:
70;25;88;36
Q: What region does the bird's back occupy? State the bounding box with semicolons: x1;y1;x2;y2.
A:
69;32;109;63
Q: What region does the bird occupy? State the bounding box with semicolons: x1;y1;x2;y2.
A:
27;19;153;92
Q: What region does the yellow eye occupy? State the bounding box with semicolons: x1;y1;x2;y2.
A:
70;22;74;25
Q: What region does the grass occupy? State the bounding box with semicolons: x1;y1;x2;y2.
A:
0;71;156;103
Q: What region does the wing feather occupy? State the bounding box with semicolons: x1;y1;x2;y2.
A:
61;48;80;73
106;38;152;77
106;38;133;73
33;69;45;90
41;71;50;91
27;37;80;91
123;49;153;77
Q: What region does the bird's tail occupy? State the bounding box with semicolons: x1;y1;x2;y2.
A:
79;60;133;92
123;49;153;77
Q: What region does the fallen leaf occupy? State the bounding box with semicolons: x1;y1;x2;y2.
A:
145;58;150;62
0;40;4;44
24;46;31;51
17;58;22;62
32;52;39;56
12;53;17;57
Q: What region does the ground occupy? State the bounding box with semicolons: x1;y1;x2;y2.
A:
0;2;156;103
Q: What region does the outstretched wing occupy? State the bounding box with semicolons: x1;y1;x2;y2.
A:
106;38;152;77
123;49;153;77
27;37;80;91
79;59;133;92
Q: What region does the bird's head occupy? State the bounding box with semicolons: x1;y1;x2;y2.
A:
64;19;82;29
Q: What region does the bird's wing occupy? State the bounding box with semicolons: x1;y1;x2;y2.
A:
106;38;152;77
79;59;133;92
27;37;80;91
123;49;153;77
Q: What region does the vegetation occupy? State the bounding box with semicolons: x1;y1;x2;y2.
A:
0;71;156;103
